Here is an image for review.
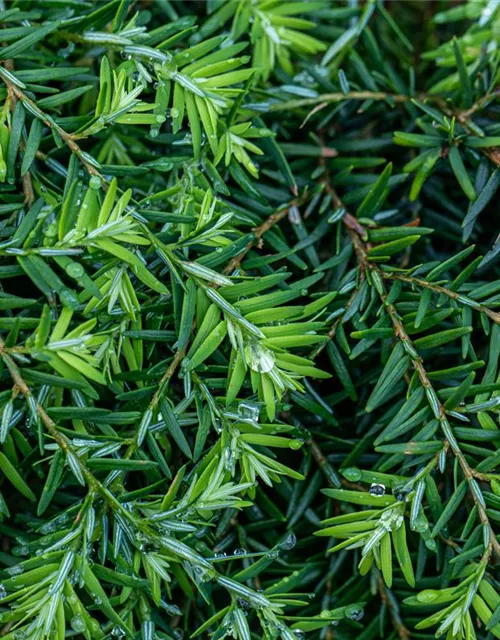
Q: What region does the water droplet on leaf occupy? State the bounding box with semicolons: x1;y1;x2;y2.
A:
244;342;275;373
345;606;364;621
342;467;362;482
237;400;260;422
6;565;24;576
89;176;101;190
66;262;84;278
280;532;296;550
416;589;440;603
393;484;410;501
369;483;385;497
71;615;86;632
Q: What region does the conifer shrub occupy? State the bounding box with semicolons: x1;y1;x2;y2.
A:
0;1;499;639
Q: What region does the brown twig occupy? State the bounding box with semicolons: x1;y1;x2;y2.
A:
309;439;342;488
269;90;434;113
275;88;500;166
382;272;500;325
223;192;309;276
378;576;411;640
306;163;371;360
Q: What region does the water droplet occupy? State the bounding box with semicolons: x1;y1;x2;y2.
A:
280;532;296;551
0;585;6;600
71;615;86;632
58;42;75;58
425;538;437;552
294;630;305;640
234;597;249;610
40;521;57;534
265;550;279;559
224;448;236;473
416;589;440;603
393;484;410;501
60;288;79;310
369;483;386;497
345;606;364;621
288;205;300;224
6;565;24;576
44;222;58;238
392;514;404;530
411;513;429;533
244;342;275;373
238;400;260;422
89;176;101;190
166;604;182;616
342;467;362;482
233;548;246;555
111;626;126;637
289;439;303;451
89;620;100;634
66;262;84;278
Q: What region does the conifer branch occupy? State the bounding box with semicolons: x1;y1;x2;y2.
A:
0;70;103;178
383;272;500;325
0;5;499;639
324;180;500;561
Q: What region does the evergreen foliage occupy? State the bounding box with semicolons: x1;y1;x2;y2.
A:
0;1;499;639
